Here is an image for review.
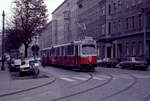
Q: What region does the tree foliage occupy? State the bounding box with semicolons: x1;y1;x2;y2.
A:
5;29;23;53
11;0;48;57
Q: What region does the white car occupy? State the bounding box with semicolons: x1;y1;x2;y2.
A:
20;59;40;76
10;59;21;71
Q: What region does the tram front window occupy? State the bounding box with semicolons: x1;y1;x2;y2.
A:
82;44;96;55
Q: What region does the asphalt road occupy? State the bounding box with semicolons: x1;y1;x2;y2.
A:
1;66;150;101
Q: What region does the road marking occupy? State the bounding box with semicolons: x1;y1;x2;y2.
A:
133;74;150;79
93;76;106;80
72;77;88;80
97;75;111;79
112;74;132;79
60;77;76;82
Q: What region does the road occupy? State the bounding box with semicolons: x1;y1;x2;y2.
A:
1;66;150;101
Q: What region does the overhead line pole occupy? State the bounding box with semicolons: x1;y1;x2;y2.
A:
1;11;5;71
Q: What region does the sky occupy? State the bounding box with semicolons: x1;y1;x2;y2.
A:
0;0;65;31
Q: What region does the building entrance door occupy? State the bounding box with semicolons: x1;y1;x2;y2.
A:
107;47;111;58
117;44;122;59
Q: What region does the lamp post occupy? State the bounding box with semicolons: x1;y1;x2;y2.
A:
1;11;5;71
141;8;150;59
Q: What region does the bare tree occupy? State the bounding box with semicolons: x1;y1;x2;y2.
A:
5;29;23;53
12;0;48;57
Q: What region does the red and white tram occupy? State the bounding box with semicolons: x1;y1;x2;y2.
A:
41;37;97;71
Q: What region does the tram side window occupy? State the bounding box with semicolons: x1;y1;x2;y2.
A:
51;49;54;56
49;50;51;56
65;46;68;56
54;48;56;56
46;51;49;57
56;48;60;56
68;45;74;55
40;51;42;57
61;47;64;56
48;50;51;56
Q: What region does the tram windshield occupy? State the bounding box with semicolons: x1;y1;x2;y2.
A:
82;44;97;55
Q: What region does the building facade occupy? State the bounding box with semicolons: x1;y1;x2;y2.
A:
103;0;150;59
51;0;79;45
77;0;150;59
39;0;150;60
39;21;52;49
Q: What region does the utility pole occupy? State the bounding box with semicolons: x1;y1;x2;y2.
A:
141;8;150;60
1;11;5;71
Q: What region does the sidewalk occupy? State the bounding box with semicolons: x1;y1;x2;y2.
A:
0;64;54;97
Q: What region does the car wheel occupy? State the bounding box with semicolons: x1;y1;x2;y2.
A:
127;65;133;70
20;72;23;76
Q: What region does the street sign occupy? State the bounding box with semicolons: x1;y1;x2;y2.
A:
32;45;39;52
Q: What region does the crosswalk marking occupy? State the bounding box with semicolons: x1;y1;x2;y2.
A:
60;77;76;82
96;75;111;79
72;77;88;80
59;74;150;82
93;77;106;80
133;74;150;79
112;74;132;79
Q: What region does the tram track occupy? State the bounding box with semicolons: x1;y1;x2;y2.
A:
0;73;57;98
97;73;137;101
51;72;113;101
68;72;93;88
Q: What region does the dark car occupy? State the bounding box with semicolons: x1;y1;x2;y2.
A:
116;57;148;70
100;58;119;68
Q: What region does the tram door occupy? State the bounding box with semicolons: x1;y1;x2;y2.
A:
75;46;79;67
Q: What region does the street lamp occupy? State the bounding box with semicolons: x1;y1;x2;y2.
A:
141;8;150;59
1;11;5;71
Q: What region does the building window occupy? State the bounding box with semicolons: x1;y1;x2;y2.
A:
108;4;111;15
132;42;136;56
113;2;117;12
102;24;105;35
139;14;142;28
132;16;135;29
126;0;129;8
126;42;129;56
118;0;122;9
118;20;121;32
132;0;136;6
138;0;142;4
102;6;106;15
138;41;142;56
108;22;111;34
126;18;129;30
113;21;116;33
148;14;150;26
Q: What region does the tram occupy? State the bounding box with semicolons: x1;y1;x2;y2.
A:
41;37;97;71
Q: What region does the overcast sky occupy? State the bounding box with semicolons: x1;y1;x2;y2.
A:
0;0;65;31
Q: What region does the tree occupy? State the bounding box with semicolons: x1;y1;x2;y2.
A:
12;0;48;57
5;29;23;53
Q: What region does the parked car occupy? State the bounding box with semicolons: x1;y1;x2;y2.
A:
9;58;21;72
116;57;148;70
97;57;103;66
100;58;119;68
19;59;40;76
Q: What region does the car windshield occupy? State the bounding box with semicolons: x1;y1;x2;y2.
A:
134;57;145;61
82;44;97;55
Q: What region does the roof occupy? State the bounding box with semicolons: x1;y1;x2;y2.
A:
52;0;68;14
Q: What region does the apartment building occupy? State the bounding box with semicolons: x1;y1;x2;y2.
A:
104;0;150;59
39;0;150;60
39;21;52;49
51;0;78;45
77;0;150;59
